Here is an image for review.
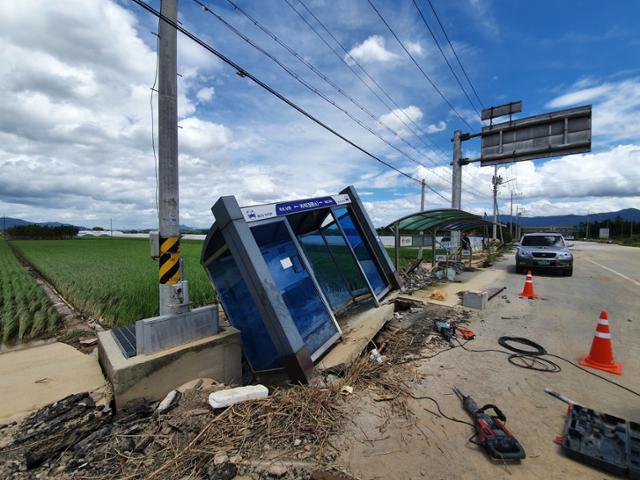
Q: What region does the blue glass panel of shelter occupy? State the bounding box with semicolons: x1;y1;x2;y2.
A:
251;221;338;355
206;249;281;371
334;208;387;295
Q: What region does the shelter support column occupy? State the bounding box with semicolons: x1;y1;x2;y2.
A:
432;231;436;269
394;224;400;271
211;196;313;383
341;185;402;289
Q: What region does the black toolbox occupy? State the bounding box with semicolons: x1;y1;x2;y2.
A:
556;404;640;479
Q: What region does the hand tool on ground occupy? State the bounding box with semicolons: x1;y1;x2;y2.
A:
456;326;475;340
544;388;579;406
434;321;456;346
452;385;526;461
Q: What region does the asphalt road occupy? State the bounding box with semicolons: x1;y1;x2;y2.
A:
340;241;640;480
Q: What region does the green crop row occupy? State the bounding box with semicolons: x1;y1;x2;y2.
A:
11;237;216;328
0;239;60;342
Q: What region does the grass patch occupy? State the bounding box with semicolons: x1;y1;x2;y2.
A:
11;237;215;328
620;237;640;247
0;239;59;342
384;246;447;271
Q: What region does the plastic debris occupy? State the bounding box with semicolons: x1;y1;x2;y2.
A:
156;390;181;414
369;348;386;363
340;386;353;396
208;385;269;409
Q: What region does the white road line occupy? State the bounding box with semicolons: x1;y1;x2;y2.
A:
585;258;640;287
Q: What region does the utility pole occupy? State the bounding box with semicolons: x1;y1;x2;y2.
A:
451;131;462;210
110;218;113;237
451;130;462;253
586;212;590;239
492;165;502;240
418;179;425;260
158;0;187;315
509;190;514;237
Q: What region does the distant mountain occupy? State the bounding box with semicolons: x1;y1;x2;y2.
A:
0;217;87;230
499;208;640;227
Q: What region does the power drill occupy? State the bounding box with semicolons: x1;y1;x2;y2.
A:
453;386;526;461
434;321;456;346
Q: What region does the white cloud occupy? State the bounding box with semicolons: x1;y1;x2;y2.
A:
378;105;423;137
179;117;230;158
196;86;215;103
546;78;640;143
426;121;447;133
346;35;400;64
406;41;424;57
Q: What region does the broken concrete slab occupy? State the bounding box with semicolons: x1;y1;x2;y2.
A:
0;342;108;424
98;326;242;410
317;303;394;373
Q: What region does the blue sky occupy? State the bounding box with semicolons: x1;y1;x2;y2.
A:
0;0;638;228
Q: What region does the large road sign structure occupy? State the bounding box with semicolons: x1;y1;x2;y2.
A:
480;104;592;166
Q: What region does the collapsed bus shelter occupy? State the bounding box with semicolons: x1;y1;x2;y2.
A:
201;186;401;383
384;209;495;268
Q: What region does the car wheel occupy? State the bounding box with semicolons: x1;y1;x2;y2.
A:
515;265;524;274
564;267;573;277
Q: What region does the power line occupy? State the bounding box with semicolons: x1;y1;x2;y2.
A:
285;0;490;200
411;0;480;115
194;0;442;184
367;0;474;130
130;0;447;200
425;0;484;109
285;0;446;164
207;0;440;173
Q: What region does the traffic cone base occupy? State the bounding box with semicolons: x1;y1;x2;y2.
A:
519;270;539;299
579;355;623;375
579;311;623;375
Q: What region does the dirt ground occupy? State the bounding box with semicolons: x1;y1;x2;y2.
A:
335;242;640;480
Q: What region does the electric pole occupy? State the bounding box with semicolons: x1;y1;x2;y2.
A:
586;212;590;239
418;179;426;260
158;0;186;315
492;165;502;240
110;218;113;237
451;130;462;253
509;190;514;237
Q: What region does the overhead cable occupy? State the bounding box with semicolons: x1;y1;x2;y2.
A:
130;0;444;198
206;0;441;173
425;0;485;108
193;0;444;187
367;0;474;130
411;0;480;115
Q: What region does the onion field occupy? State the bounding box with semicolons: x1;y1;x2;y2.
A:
0;239;60;342
11;237;215;328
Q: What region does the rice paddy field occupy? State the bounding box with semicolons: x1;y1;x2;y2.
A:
0;239;60;342
11;237;215;328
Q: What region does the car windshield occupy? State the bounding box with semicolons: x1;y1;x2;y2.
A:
521;235;564;247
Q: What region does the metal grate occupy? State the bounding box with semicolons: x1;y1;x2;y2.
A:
532;252;556;258
112;325;137;358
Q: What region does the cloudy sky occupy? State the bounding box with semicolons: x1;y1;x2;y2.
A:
0;0;639;229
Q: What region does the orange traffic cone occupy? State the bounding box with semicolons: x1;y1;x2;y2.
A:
579;311;623;375
519;270;539;299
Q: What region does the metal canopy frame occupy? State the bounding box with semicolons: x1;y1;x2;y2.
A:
384;208;494;234
384;209;496;269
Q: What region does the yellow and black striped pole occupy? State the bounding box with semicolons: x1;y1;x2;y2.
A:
159;236;181;285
